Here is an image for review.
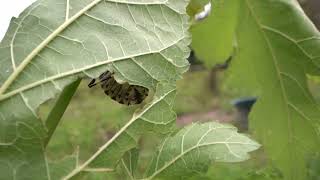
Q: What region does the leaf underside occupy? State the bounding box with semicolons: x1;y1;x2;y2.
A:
0;0;191;179
145;122;260;180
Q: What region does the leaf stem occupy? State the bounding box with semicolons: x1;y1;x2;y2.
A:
44;79;81;147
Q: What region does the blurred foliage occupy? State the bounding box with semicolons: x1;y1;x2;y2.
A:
151;147;283;180
187;0;210;18
190;0;239;67
307;155;320;179
190;164;283;180
299;0;320;29
308;75;320;102
175;71;216;114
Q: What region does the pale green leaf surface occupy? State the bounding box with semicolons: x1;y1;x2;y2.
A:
228;0;320;179
0;123;48;180
121;148;139;179
191;0;239;67
48;151;78;180
144;122;260;179
0;0;191;179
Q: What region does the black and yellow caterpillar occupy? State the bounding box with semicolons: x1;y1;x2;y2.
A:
88;71;149;106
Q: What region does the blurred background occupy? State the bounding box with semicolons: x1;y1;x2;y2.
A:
39;0;320;179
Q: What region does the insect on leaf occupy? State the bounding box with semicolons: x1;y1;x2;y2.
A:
88;71;149;106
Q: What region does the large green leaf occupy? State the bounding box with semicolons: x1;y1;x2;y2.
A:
191;0;239;66
229;0;320;179
0;123;49;180
144;122;260;179
0;0;190;179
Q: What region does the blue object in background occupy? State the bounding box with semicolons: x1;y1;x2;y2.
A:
231;97;257;131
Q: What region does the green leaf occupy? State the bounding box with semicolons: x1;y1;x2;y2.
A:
229;0;320;179
0;123;48;180
0;0;191;179
121;148;140;179
48;150;79;180
144;122;260;179
191;0;239;67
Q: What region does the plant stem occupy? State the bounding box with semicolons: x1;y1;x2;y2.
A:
44;79;81;147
